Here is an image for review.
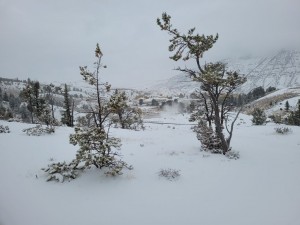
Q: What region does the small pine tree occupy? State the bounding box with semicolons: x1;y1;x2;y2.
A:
266;86;276;93
151;99;159;106
251;108;267;125
44;83;58;121
3;92;9;102
39;105;54;126
251;86;265;99
109;90;144;130
61;84;73;127
139;99;143;106
43;44;131;182
285;101;290;111
20;83;34;123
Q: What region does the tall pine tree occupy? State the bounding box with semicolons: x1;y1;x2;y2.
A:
157;13;246;154
61;84;73;127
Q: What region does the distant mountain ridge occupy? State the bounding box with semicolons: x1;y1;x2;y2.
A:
149;50;300;95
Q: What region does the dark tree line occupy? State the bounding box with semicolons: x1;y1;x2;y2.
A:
226;86;277;107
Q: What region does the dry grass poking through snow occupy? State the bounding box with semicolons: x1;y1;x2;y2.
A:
244;92;299;114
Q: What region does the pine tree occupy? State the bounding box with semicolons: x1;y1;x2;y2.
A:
285;100;290;111
71;44;131;174
20;82;35;123
251;108;267;125
266;86;276;93
109;90;127;128
19;104;30;123
61;84;73;127
43;44;131;182
39;105;54;126
109;90;143;130
157;13;246;154
44;83;58;121
8;93;20;112
20;80;51;124
32;81;41;117
3;92;9;102
251;86;265;99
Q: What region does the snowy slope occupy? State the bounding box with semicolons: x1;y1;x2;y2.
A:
148;50;300;95
238;50;300;93
243;87;300;115
1;112;300;225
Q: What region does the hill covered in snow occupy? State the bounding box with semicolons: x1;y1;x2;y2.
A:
148;50;300;95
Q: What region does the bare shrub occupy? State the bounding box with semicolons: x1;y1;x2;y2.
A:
244;92;298;114
225;150;240;160
23;124;55;136
0;125;10;133
275;127;292;135
159;168;180;181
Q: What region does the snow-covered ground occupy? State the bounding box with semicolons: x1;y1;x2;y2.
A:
1;112;300;225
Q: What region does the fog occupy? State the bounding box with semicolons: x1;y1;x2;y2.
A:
1;0;299;87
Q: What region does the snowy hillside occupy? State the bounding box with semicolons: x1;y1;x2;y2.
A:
148;50;300;95
1;112;300;225
243;87;300;116
238;50;300;92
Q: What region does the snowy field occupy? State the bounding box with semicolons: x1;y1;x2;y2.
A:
1;112;300;225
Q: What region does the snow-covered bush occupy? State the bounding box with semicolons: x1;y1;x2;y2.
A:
0;125;10;133
193;120;222;154
22;124;55;136
42;126;132;182
69;126;132;175
275;127;292;135
159;168;181;181
42;161;79;182
251;108;267;125
225;150;240;160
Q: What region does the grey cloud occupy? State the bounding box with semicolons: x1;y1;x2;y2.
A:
0;0;299;87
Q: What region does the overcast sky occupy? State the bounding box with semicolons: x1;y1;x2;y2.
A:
1;0;300;88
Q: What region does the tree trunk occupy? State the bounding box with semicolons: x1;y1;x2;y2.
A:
118;112;125;129
212;98;229;154
71;100;74;127
51;103;55;120
30;111;34;124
